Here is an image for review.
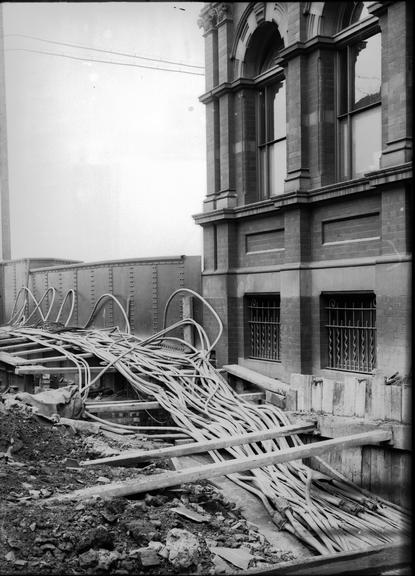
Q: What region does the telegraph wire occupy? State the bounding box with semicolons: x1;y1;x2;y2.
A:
6;47;205;76
5;33;205;70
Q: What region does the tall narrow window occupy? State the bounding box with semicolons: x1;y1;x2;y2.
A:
258;80;286;197
338;33;381;180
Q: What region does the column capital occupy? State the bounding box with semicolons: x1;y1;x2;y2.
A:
198;3;233;34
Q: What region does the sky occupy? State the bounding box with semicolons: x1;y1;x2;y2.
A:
2;2;206;263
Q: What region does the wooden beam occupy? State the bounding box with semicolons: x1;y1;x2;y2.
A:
238;392;265;403
51;430;391;501
286;412;409;451
80;423;316;467
15;365;116;375
0;351;28;366
85;392;265;414
86;401;161;413
223;364;290;395
14;344;74;356
0;341;43;351
241;542;410;575
0;336;28;345
19;353;93;365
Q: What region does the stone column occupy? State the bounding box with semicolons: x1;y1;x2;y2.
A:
371;2;413;167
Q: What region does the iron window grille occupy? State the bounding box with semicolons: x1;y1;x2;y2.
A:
247;295;280;361
325;294;376;373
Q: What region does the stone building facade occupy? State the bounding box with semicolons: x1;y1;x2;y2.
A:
194;1;412;386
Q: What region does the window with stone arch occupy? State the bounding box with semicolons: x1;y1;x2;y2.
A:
335;2;382;181
244;21;287;199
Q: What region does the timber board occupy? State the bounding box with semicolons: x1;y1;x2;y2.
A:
237;542;410;576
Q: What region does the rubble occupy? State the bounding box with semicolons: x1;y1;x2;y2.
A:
0;397;298;575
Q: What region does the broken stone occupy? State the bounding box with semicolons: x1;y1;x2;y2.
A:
97;476;111;484
101;509;118;524
157;546;169;559
138;548;161;567
78;549;98;568
130;500;147;512
210;546;253;570
96;548;120;571
125;520;149;545
212;554;230;574
40;488;52;498
77;525;113;552
171;505;211;523
165;528;200;568
28;489;40;500
5;551;16;562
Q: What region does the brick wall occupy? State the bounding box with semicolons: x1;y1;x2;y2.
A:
310;195;382;261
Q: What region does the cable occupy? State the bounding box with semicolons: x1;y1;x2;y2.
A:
5;47;205;77
1;288;409;555
5;33;205;69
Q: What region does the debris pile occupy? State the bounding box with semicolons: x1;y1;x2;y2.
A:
0;400;296;574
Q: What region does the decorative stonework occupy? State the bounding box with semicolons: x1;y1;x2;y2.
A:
198;3;232;33
253;2;266;24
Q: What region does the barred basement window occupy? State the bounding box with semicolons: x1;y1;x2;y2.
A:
247;295;280;361
325;294;376;373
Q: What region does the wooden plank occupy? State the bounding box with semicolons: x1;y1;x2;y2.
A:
354;378;366;418
0;341;41;351
19;353;93;365
79;423;316;467
365;379;373;416
85;392;264;414
332;381;344;415
14;344;74;356
321;378;334;414
390;385;402;422
0;336;28;345
370;447;384;497
310;379;322;413
240;542;410;575
287;412;409;451
341;446;362;485
361;446;371;490
342;376;356;416
239;392;265;403
371;377;385;419
384;384;392;420
86;401;161;413
265;391;286;409
285;389;297;411
52;430;392;501
303;376;313;411
401;385;411;424
0;351;28;366
15;366;116;375
222;364;290;395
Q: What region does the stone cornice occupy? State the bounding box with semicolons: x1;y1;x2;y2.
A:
193;164;413;226
199;78;256;104
367;1;394;17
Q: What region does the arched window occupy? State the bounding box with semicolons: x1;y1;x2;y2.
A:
244;22;287;198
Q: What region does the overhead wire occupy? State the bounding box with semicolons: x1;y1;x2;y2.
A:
5;47;205;76
4;33;205;69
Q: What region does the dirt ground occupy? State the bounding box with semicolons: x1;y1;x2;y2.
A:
0;400;297;575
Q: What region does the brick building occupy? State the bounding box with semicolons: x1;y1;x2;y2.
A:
194;1;412;387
